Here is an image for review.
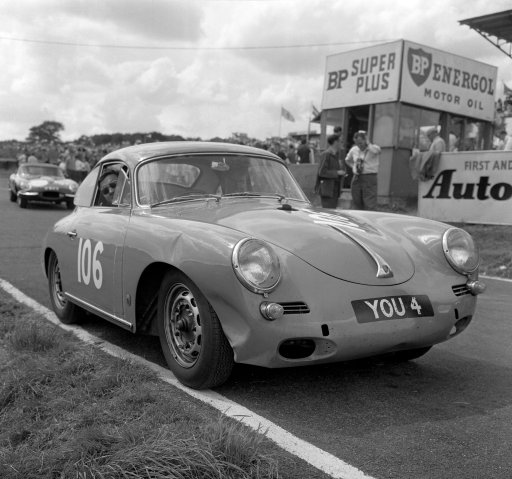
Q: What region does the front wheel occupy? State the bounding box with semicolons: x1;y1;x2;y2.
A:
48;251;85;324
65;199;74;210
157;270;234;389
386;346;433;362
9;189;16;202
18;195;28;208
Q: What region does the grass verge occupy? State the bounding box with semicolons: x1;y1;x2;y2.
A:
0;289;330;479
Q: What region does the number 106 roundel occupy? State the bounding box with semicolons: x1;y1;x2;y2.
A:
42;142;486;389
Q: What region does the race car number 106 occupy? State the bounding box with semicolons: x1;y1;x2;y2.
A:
352;295;434;323
77;238;104;289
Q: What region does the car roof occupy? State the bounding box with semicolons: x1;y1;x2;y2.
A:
100;141;283;169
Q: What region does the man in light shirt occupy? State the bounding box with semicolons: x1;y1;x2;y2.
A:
502;130;512;151
427;127;446;154
345;130;380;210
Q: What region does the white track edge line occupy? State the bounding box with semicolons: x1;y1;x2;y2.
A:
0;278;375;479
480;274;512;283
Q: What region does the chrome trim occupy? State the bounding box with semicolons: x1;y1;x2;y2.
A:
466;279;486;295
279;301;310;314
232;238;281;294
452;284;470;296
65;293;133;329
442;227;479;274
330;226;393;278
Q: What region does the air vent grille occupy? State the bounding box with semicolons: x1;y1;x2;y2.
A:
452;284;470;296
279;302;310;314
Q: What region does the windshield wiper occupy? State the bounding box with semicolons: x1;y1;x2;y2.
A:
151;193;220;207
222;192;286;201
222;192;263;197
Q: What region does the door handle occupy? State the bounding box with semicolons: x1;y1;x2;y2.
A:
67;230;77;238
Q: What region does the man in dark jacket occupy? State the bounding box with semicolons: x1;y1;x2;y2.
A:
317;134;345;208
297;139;311;163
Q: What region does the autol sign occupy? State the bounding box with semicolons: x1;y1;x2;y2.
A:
401;40;497;121
322;40;497;121
418;151;512;225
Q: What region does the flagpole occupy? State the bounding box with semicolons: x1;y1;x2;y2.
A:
279;107;282;138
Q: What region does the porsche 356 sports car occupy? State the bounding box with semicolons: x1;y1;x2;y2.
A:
9;163;78;209
42;142;485;389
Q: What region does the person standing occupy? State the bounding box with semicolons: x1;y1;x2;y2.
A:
317;134;345;208
297;139;311;164
276;144;287;161
345;130;380;210
427;127;446;153
504;132;512;151
286;144;298;164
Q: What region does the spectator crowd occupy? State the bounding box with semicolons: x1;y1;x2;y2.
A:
2;135;320;185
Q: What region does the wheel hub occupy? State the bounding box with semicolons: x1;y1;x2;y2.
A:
165;286;202;368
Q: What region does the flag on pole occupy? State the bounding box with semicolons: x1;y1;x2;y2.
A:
281;106;295;122
504;81;512;97
312;104;320;117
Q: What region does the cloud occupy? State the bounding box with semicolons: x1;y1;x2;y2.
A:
1;0;511;141
2;0;203;42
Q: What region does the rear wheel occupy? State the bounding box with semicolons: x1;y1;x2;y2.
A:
48;251;84;324
157;270;234;389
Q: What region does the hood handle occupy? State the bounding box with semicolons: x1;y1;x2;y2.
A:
330;226;394;279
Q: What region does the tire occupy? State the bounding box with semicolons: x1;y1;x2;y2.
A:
9;189;16;202
157;270;234;389
18;195;28;208
66;199;74;210
48;251;84;324
387;346;433;362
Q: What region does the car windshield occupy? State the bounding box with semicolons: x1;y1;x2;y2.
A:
137;154;308;206
20;165;64;178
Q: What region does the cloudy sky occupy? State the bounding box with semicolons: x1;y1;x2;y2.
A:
2;0;512;142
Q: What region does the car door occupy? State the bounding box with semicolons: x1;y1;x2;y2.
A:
64;162;131;322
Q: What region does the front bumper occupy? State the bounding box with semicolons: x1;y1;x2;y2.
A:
19;190;75;203
209;255;480;368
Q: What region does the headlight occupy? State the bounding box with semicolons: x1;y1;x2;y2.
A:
232;238;281;294
442;227;479;274
69;183;78;193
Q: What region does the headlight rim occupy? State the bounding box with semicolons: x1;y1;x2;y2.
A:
442;227;479;275
232;238;281;294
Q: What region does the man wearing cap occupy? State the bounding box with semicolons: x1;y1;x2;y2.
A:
345;130;380;210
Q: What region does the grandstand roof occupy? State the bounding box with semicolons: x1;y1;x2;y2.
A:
459;9;512;60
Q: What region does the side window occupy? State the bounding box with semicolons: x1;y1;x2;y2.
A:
94;163;128;207
74;168;100;207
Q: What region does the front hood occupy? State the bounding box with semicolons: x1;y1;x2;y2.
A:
154;200;415;286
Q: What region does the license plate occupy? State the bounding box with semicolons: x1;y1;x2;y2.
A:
352;295;434;323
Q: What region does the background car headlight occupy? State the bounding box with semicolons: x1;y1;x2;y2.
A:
442;227;479;274
232;238;281;293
